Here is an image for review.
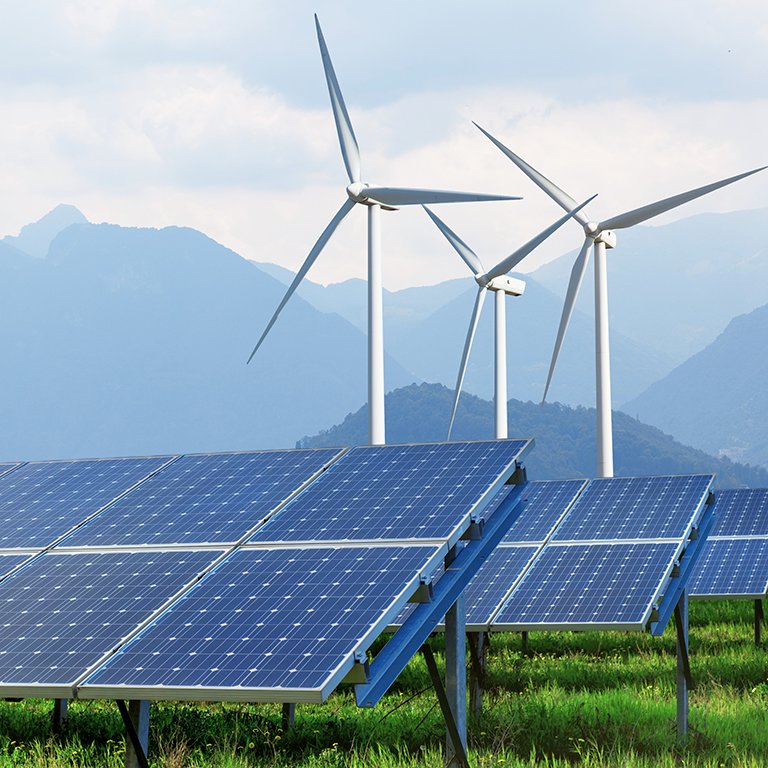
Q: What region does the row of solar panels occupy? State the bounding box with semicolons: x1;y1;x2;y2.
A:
0;441;753;707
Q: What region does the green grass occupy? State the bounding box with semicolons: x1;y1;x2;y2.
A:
1;601;767;766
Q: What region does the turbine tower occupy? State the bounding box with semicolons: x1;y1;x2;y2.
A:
248;18;519;446
424;195;594;440
476;122;766;477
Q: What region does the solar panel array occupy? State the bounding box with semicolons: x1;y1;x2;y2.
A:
689;488;768;599
491;475;714;632
0;439;532;704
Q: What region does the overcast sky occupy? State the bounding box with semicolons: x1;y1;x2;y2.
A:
2;0;767;288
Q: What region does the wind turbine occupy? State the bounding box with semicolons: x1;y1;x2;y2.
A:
247;18;519;447
424;196;595;441
475;122;766;477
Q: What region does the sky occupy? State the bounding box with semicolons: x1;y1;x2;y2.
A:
1;0;767;289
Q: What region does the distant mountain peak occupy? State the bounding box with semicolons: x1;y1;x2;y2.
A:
3;204;89;259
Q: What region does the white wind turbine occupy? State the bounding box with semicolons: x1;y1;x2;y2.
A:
475;122;766;477
247;17;519;447
424;194;594;440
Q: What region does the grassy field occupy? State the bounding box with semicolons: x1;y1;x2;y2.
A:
0;600;766;767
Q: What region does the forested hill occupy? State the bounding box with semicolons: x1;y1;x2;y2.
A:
298;383;768;489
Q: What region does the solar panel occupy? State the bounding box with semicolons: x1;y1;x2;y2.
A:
0;553;36;581
249;439;532;546
0;456;175;549
552;475;713;542
707;489;768;537
688;538;768;599
79;544;445;702
493;542;680;631
0;549;224;697
60;449;345;548
490;474;714;633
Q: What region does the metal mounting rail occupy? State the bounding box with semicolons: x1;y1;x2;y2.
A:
356;483;528;706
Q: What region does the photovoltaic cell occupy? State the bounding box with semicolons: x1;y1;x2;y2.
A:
552;475;713;542
689;538;768;598
60;448;344;548
80;544;443;701
707;489;768;537
0;549;223;691
0;553;36;581
0;456;174;549
493;542;679;630
249;440;531;544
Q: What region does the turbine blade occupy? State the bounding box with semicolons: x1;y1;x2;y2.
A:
448;286;486;440
423;205;484;275
247;198;356;363
600;166;768;230
474;122;590;227
315;15;361;184
541;237;593;404
485;194;597;280
364;187;520;206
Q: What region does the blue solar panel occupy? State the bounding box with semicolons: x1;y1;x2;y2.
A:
500;479;587;543
689;538;768;598
60;449;344;547
249;440;531;545
708;489;768;537
0;549;223;691
552;475;713;542
80;544;443;701
0;554;36;581
0;456;174;549
493;542;680;629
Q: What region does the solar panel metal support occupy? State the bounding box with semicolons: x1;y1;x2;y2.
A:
467;631;487;719
281;703;296;733
355;482;527;708
53;699;68;733
674;589;690;743
755;599;764;645
117;699;150;768
421;644;470;768
651;502;716;636
444;541;467;767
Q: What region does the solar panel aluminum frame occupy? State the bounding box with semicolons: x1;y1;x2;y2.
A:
0;547;230;701
76;542;448;704
249;439;534;550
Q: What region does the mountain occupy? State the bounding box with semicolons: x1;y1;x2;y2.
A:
530;207;768;365
0;222;416;461
255;263;675;407
2;204;89;258
297;383;768;490
622;302;768;469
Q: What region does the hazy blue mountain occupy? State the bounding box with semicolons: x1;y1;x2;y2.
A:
255;264;674;408
0;222;416;461
298;383;768;489
623;302;768;469
2;204;89;258
254;261;468;331
530;207;768;365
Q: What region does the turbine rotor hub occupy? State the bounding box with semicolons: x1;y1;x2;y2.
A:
346;182;370;203
584;221;600;237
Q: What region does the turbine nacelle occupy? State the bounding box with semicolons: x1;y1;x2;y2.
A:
582;222;616;248
475;273;526;296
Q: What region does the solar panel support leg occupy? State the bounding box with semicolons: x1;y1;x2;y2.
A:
421;644;470;768
521;631;529;648
755;599;764;645
53;699;68;733
467;631;487;719
674;590;690;743
444;543;467;767
281;703;296;733
117;699;150;768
